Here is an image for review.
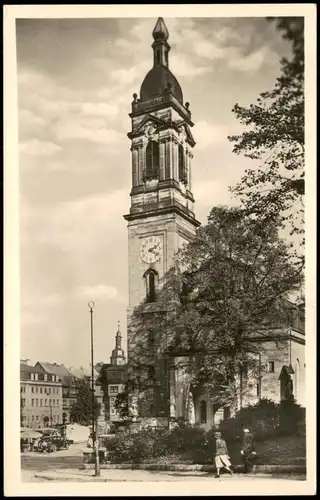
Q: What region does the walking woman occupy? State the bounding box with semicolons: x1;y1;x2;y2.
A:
214;431;233;478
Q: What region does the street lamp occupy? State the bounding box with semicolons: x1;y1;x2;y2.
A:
45;391;53;427
88;301;100;477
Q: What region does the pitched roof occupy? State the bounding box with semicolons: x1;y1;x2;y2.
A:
35;362;74;386
20;363;59;383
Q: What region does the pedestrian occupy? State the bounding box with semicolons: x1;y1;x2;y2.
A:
214;431;233;478
241;428;255;473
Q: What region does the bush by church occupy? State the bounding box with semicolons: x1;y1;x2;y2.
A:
102;398;305;464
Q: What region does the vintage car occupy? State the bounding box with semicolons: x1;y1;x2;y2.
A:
36;430;69;453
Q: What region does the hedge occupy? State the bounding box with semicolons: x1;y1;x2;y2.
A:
102;398;305;464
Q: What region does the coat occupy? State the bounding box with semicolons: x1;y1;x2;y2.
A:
242;432;254;454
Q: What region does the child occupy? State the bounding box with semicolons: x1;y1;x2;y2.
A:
214;431;233;478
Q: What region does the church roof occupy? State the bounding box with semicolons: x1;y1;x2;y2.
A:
140;66;183;104
139;17;183;105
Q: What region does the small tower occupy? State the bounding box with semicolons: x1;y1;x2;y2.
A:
110;321;126;366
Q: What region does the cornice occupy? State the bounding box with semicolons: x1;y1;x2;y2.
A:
123;204;201;228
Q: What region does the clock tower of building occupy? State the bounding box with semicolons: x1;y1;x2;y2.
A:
123;18;200;413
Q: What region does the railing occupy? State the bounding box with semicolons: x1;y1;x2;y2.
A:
131;93;191;119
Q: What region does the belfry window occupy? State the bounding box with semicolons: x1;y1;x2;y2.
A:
145;140;159;180
144;269;158;303
178;144;187;183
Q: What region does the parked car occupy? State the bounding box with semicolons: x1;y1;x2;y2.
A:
36;430;69;453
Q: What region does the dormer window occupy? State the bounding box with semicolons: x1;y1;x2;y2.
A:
44;374;47;381
31;373;34;381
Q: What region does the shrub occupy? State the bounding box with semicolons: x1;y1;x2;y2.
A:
218;399;280;442
278;398;306;436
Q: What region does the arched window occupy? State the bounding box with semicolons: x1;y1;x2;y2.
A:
178;144;185;182
144;269;158;303
200;400;207;424
145;140;159;180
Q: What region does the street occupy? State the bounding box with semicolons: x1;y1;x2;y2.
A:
21;444;306;483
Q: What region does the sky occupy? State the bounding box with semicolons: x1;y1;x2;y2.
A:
17;16;292;369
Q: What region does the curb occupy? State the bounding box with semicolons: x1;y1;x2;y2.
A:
81;463;306;475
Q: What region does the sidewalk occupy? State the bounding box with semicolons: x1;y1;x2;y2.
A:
34;467;306;482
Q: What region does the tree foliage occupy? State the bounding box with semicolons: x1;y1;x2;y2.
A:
228;17;304;239
70;378;100;426
128;206;303;412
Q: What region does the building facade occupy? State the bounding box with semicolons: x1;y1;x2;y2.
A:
35;361;78;424
124;17;200;418
20;361;63;428
181;304;306;431
122;17;306;429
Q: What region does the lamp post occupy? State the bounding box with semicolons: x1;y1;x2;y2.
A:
45;391;53;427
88;301;100;477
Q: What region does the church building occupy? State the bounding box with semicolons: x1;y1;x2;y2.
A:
122;17;306;430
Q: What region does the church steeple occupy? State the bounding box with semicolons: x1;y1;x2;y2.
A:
110;321;126;366
152;17;170;68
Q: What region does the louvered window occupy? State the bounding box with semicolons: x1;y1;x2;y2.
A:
145;141;159;179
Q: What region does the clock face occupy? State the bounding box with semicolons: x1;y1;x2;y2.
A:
140;236;162;264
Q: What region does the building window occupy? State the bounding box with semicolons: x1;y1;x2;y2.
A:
36;399;38;407
223;407;231;421
40;399;43;407
31;373;34;381
21;398;25;407
145;269;158;303
109;386;119;394
32;415;34;421
268;361;275;373
44;374;47;381
178;144;186;183
200;400;207;424
36;387;38;393
145;140;159;179
32;399;34;406
45;399;47;406
40;387;43;394
36;415;39;421
31;387;34;393
35;373;38;381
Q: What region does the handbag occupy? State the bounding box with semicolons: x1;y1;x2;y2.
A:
249;450;258;460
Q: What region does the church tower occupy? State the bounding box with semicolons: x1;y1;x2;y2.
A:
110;322;126;366
123;18;200;414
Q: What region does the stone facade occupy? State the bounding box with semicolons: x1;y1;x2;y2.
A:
20;361;63;428
124;18;200;418
122;17;306;428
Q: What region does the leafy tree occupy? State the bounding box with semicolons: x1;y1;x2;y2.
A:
128;206;303;412
70;378;100;426
228;17;304;240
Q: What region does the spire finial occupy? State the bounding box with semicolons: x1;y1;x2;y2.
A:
152;17;169;42
117;320;120;332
